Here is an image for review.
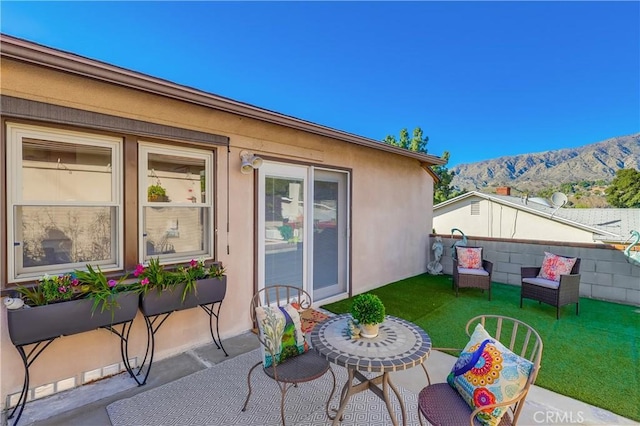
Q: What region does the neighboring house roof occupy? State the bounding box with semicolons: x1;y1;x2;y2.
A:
435;191;639;242
0;34;445;170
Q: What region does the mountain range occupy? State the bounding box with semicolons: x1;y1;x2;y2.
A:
450;133;640;193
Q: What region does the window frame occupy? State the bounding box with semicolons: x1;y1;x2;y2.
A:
6;122;124;282
138;142;215;265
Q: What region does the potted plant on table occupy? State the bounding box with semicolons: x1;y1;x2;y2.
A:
350;293;386;338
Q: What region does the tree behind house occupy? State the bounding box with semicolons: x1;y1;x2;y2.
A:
383;127;463;204
383;127;429;152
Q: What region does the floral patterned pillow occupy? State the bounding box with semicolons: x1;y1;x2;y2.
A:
255;303;308;368
291;302;329;334
457;247;483;269
537;252;577;282
448;323;534;426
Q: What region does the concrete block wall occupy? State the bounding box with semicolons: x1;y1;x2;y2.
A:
431;235;640;306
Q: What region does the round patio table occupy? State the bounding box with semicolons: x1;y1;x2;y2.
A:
310;314;431;426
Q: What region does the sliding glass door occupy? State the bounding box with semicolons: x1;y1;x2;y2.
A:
312;169;348;300
259;163;307;292
258;162;348;301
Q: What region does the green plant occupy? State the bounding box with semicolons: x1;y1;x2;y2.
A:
178;258;225;281
15;266;130;315
16;273;86;306
350;293;385;325
135;257;225;302
278;224;294;242
134;258;181;293
177;258;225;300
73;265;130;314
147;184;167;201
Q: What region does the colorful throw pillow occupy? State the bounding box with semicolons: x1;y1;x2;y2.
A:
537;252;577;282
457;247;483;269
291;302;330;334
448;323;534;426
255;303;308;368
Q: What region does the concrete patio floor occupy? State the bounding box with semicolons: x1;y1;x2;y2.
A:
8;331;638;426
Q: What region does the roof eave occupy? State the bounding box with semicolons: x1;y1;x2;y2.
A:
433;191;475;209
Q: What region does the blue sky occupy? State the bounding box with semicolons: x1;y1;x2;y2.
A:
2;1;639;167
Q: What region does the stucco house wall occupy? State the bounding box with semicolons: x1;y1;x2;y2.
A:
0;36;440;407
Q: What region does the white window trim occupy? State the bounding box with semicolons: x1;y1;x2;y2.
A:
138;142;215;265
258;161;351;301
6;122;123;282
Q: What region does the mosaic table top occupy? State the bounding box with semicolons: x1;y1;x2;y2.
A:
310;314;431;372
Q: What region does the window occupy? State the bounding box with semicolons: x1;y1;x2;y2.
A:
139;143;214;263
6;122;219;284
7;123;123;281
470;201;480;216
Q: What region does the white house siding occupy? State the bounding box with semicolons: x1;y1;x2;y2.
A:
433;196;597;243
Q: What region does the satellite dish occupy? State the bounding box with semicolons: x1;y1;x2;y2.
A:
551;192;568;208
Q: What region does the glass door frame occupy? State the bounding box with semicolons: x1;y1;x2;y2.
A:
311;167;349;301
257;161;350;302
257;162;309;296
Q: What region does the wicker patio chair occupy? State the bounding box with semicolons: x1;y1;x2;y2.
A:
453;247;494;300
418;315;543;426
241;285;336;426
520;256;581;319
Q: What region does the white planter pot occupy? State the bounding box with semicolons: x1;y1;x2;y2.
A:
360;323;380;338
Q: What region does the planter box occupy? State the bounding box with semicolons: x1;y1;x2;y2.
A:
7;292;139;346
140;276;227;317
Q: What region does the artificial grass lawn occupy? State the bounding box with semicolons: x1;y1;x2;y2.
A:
322;274;640;422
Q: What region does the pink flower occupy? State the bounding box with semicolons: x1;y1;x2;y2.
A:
71;278;79;286
140;278;149;286
134;264;145;277
189;259;198;268
59;286;68;293
108;279;117;288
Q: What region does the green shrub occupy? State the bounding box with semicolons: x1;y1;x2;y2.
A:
350;293;385;325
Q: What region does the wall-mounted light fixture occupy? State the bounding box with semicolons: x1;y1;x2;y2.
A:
239;150;263;174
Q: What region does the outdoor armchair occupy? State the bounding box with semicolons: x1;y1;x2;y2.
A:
242;285;336;426
520;254;581;319
418;315;543;426
453;246;494;300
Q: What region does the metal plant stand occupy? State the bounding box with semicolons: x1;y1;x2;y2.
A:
7;320;138;426
136;297;227;386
